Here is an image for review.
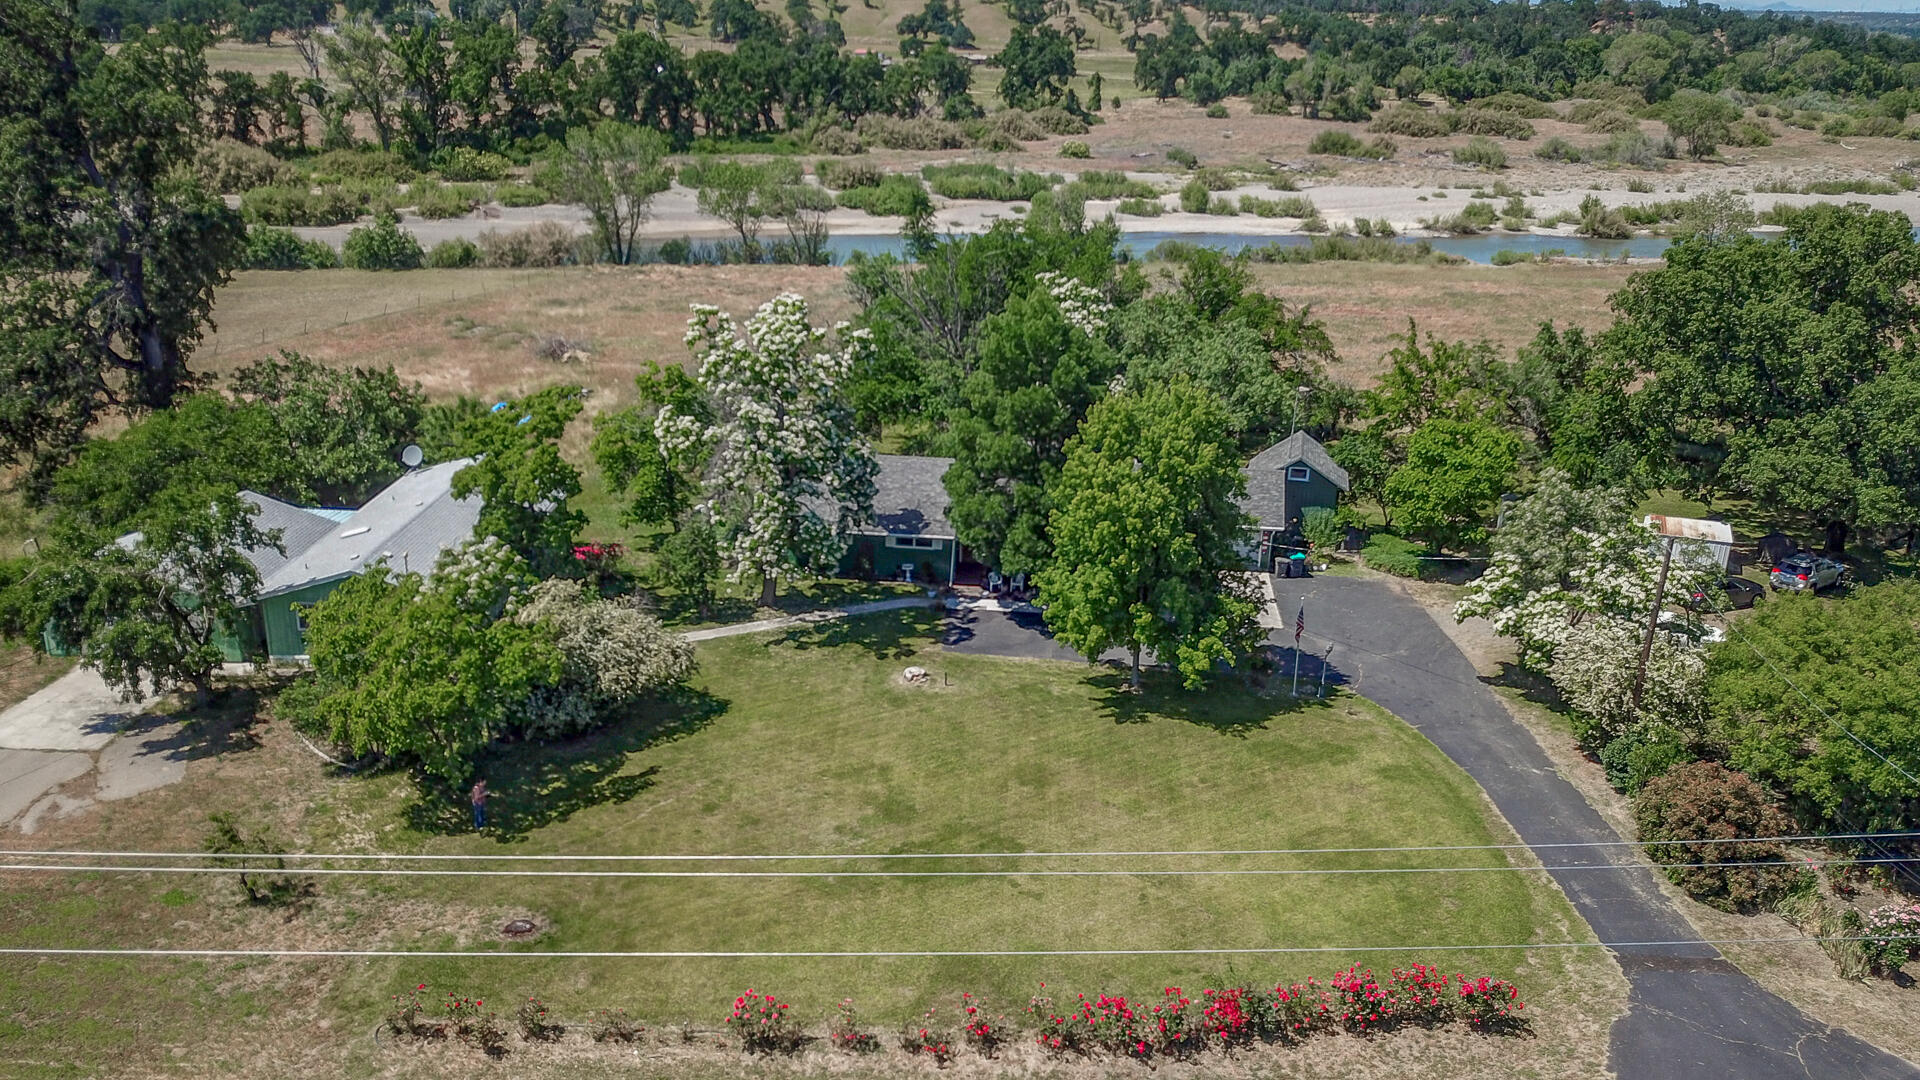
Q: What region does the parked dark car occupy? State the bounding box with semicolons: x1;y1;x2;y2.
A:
1689;576;1766;611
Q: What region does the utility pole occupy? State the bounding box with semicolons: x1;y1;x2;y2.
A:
1631;536;1676;714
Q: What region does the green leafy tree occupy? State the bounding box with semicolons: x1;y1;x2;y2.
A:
0;13;243;483
1607;204;1920;548
450;386;588;575
692;158;780;256
546;121;672;264
43;395;292;538
284;567;563;784
996;23;1075;110
228;350;426;505
1707;581;1920;832
591;363;709;534
943;274;1119;574
1663;89;1741;159
1328;428;1395;526
1384;418;1519;550
656;513;722;617
1115;251;1338;452
25;489;279;704
322;17;403;150
1036;382;1263;689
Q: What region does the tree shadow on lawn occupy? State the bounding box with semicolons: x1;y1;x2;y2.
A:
404;687;730;842
1088;647;1344;736
150;683;276;759
775;604;941;662
652;579;925;630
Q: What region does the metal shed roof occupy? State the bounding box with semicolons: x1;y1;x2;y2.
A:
1642;515;1733;545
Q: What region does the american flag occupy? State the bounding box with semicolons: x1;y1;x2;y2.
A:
1294;603;1306;644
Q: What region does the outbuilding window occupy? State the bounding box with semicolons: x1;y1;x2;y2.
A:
1286;465;1311;482
886;535;939;549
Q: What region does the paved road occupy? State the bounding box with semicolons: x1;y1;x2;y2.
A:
1275;575;1916;1080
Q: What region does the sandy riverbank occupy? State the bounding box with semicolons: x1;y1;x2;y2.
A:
284;176;1920;251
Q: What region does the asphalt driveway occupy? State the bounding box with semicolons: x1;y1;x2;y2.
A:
1277;574;1915;1080
942;579;1916;1078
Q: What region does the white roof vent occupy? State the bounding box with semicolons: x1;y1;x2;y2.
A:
338;526;372;538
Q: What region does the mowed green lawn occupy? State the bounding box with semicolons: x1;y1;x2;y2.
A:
0;608;1595;1075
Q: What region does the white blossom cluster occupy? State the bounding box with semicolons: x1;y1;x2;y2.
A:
660;294;878;586
1455;521;1716;667
513;578;696;738
1545;614;1708;742
1036;271;1111;336
424;536;534;619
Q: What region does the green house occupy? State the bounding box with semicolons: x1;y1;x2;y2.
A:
227;458;483;660
1238;432;1350;571
835;454;968;586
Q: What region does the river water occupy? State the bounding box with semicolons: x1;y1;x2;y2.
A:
801;230;1677;265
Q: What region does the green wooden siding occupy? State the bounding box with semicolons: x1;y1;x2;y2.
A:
256;579;347;658
839;535;955;584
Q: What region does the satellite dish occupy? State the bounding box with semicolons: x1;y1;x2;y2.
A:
400;444;424;468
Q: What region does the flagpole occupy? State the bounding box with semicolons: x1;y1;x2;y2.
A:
1291;601;1305;696
1318;645;1332;698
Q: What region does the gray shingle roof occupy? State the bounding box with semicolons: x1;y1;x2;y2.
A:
1239;432;1349;529
863;454;956;538
237;492;343;581
256;458;482;598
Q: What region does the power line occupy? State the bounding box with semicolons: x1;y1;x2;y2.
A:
0;937;1896;960
2;858;1906;879
1702;589;1920;787
6;831;1913;863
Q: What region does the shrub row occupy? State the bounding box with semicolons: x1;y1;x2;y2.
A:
835;174;931;216
732;972;1526;1064
1072;169;1157;199
388;971;1529;1061
242;226;339;270
1307;130;1397;158
921;163;1058;201
1367;105;1533;140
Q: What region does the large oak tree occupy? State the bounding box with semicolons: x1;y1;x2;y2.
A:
0;7;242;485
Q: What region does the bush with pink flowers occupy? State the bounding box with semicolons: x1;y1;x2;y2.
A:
828;998;880;1054
899;1007;956;1064
1456;975;1528;1032
959;992;1008;1057
1863;902;1920;975
727;988;804;1054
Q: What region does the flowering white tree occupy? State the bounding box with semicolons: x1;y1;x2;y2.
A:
1454;469;1715;666
658;294;878;607
1546;615;1707;744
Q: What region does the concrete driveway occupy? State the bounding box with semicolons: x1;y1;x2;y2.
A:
0;667;181;833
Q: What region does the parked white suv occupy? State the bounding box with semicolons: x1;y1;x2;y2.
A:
1769;553;1845;592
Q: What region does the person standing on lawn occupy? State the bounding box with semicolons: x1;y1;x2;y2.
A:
470;778;489;830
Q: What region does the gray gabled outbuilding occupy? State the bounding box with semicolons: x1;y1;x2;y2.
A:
1238;432;1349;570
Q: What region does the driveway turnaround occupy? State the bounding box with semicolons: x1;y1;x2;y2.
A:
0;667;176;834
1274;575;1916;1080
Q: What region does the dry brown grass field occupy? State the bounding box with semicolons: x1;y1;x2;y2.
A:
205;260;1637;402
204;265;855;411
